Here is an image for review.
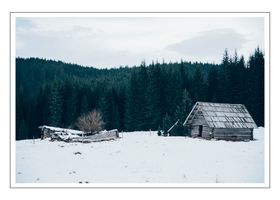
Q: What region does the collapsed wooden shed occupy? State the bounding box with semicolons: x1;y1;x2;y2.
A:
39;125;84;140
38;125;119;142
183;102;257;141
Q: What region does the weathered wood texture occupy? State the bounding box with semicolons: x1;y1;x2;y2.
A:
191;111;207;125
191;125;212;139
184;102;257;141
189;111;254;140
72;129;119;143
184;102;257;129
39;125;119;142
190;112;212;139
213;128;253;141
41;129;54;139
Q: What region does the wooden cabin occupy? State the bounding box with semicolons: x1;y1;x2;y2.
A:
183;102;257;141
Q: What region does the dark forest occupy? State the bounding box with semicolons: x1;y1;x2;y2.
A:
16;48;264;140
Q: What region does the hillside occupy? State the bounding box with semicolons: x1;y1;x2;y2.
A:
16;48;264;140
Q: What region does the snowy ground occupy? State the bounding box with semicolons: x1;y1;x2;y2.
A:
16;128;264;183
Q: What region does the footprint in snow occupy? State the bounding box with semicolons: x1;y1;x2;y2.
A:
78;181;89;183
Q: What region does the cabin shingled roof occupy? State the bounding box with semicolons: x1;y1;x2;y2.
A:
183;102;258;129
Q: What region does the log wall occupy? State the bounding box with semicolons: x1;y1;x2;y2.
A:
213;128;253;141
188;110;254;141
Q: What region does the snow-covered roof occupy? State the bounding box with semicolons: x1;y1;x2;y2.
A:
183;102;258;129
38;125;84;135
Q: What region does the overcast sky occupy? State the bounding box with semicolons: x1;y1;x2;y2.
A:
16;17;264;68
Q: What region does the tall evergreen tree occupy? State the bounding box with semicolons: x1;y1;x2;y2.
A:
218;49;231;102
136;63;150;130
33;86;48;137
247;48;265;126
146;63;166;130
125;72;140;131
166;69;183;115
174;89;193;122
235;55;246;104
16;86;28;140
62;81;78;127
18;119;28;140
191;67;206;102
102;87;120;130
207;66;218;102
117;86;126;131
48;81;63;127
80;94;89;115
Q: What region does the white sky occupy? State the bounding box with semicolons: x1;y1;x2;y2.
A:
16;17;264;68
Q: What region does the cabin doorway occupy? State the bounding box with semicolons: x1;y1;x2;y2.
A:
198;125;203;137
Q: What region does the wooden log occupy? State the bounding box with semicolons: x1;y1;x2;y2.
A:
213;128;253;140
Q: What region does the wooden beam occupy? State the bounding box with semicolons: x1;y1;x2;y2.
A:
168;120;179;133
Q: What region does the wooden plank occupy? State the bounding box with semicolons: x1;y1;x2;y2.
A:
191;124;211;138
214;128;252;133
213;128;253;140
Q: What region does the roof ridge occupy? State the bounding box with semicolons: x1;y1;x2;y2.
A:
184;102;257;129
197;101;244;106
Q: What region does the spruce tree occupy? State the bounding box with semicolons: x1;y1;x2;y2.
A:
247;48;265;126
18;119;28;140
124;72;140;131
146;63;165;130
102;87;120;130
48;81;63;127
62;81;78;127
137;63;150;130
16;86;28;139
191;67;206;102
80;94;89;115
227;51;240;103
218;49;231;102
207;66;218;102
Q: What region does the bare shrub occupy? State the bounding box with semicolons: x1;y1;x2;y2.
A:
76;110;104;134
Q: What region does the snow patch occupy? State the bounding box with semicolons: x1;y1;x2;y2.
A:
16;128;264;183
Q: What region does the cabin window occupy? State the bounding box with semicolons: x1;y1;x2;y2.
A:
198;125;203;137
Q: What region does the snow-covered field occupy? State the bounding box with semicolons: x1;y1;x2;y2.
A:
16;128;264;184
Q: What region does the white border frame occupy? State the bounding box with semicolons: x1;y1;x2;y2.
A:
10;12;270;188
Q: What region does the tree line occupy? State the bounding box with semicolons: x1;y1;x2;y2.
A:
16;48;264;140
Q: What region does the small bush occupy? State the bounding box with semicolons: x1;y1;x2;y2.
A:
76;110;104;134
